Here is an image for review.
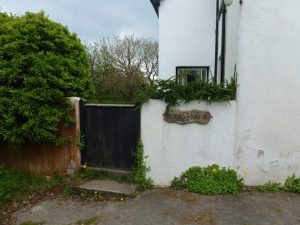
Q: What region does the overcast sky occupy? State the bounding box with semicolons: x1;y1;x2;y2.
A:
0;0;158;42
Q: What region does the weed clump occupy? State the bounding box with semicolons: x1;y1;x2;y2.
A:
171;165;244;195
132;139;153;190
257;182;282;193
285;174;300;194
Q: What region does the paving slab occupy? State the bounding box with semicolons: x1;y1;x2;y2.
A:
77;179;137;195
13;189;300;225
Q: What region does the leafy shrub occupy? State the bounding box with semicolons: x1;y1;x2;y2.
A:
171;165;244;195
0;11;94;146
132;139;153;190
135;76;237;108
285;174;300;194
257;181;282;192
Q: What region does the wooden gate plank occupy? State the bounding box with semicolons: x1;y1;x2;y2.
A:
80;103;140;171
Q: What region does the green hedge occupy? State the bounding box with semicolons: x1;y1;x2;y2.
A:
0;11;94;146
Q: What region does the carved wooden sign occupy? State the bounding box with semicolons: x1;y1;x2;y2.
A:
163;109;212;125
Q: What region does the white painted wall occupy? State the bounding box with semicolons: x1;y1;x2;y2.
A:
141;100;237;185
224;1;241;80
153;0;300;186
159;0;216;79
235;0;300;185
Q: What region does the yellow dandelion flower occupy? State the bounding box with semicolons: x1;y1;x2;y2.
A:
212;168;217;173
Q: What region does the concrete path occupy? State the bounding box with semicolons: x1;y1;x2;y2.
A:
77;179;137;195
14;189;300;225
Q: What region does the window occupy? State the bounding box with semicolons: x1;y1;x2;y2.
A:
176;67;209;85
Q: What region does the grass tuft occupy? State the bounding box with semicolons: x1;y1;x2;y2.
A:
0;168;65;209
285;174;300;194
257;182;282;193
76;216;101;225
20;221;45;225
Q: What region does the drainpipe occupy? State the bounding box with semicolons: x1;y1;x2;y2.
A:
214;0;220;83
215;0;227;84
220;2;227;84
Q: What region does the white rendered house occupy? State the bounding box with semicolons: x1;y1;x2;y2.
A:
143;0;300;185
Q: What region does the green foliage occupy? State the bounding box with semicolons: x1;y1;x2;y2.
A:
79;167;99;180
257;181;282;193
285;174;300;194
258;175;300;194
76;134;86;151
0;168;65;208
62;186;73;198
171;165;244;195
86;36;158;103
76;216;101;225
93;72;145;103
79;190;89;199
132;139;153;190
0;11;94;146
135;76;237;108
20;221;45;225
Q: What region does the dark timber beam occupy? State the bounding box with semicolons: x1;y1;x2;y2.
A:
150;0;160;16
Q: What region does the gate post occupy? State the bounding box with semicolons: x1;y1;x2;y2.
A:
79;99;87;165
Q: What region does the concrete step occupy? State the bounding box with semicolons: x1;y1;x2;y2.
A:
87;167;133;176
76;179;137;196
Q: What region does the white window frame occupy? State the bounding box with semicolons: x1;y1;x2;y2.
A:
176;67;210;85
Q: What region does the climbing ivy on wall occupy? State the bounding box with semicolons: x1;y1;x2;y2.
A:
0;11;94;146
132;139;153;190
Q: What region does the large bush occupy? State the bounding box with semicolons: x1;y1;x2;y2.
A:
0;11;94;145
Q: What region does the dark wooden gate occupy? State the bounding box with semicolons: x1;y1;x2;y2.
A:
80;101;140;171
